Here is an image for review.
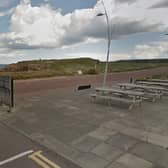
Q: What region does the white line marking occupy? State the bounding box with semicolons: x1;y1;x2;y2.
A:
0;150;34;166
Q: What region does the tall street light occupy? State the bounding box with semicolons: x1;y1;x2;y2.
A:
166;33;168;57
97;0;111;87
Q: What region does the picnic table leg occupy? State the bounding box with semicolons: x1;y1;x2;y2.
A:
129;104;134;110
91;95;96;102
136;97;142;107
158;94;162;99
108;100;111;106
139;99;142;107
152;97;156;103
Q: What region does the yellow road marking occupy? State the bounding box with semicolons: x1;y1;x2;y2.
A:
28;151;61;168
29;155;50;168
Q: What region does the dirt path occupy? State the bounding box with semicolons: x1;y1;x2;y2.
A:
14;67;168;95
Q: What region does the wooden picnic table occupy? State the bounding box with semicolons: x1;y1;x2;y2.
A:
95;87;144;99
92;87;143;110
136;81;168;88
146;79;168;83
118;83;167;93
95;86;162;102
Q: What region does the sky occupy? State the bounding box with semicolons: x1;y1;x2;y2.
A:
0;0;168;64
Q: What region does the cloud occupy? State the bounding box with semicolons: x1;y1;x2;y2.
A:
150;0;168;9
0;0;167;64
0;8;15;17
0;0;166;51
0;46;26;64
133;41;168;59
65;51;132;61
21;0;30;5
0;0;15;7
116;0;137;5
64;40;168;61
110;53;132;61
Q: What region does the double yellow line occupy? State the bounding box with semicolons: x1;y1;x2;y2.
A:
29;151;61;168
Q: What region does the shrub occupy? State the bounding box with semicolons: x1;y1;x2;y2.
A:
84;68;98;75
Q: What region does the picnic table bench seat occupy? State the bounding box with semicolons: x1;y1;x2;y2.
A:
90;93;142;110
143;92;162;102
118;83;167;94
136;81;168;88
146;79;168;83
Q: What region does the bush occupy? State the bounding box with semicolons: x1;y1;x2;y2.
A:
84;68;98;75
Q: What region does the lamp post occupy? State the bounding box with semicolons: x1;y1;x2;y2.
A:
166;33;168;57
97;0;111;87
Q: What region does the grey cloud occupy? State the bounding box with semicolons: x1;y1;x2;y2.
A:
149;0;168;9
111;18;162;37
0;16;163;50
0;8;15;17
0;36;57;50
0;0;15;7
116;0;137;4
61;17;162;47
0;0;165;51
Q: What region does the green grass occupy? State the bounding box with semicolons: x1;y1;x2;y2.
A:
0;58;168;80
150;74;168;80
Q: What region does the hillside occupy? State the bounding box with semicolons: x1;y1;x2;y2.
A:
0;58;168;80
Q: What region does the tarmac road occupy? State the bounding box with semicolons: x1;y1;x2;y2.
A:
0;123;80;168
14;67;168;95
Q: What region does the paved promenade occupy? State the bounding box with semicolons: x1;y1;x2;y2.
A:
1;87;168;168
1;68;168;168
0;121;80;168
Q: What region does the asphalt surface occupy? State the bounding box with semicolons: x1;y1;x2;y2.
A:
0;122;80;168
14;67;168;95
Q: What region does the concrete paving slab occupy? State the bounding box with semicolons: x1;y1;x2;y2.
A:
71;135;102;152
76;152;109;168
1;85;168;168
91;142;124;161
108;162;161;168
122;126;147;141
0;108;8;119
131;142;168;168
103;120;168;149
116;153;153;168
152;165;165;168
88;127;117;141
44;122;96;144
0;123;80;168
147;132;168;148
5;116;40;135
102;121;126;132
30;133;83;163
120;125;168;148
106;133;139;151
107;162;129;168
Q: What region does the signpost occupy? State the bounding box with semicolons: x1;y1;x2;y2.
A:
0;76;14;112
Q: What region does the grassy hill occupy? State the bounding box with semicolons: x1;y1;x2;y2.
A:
0;58;168;80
